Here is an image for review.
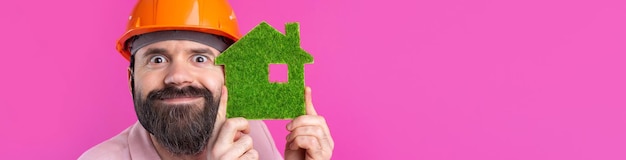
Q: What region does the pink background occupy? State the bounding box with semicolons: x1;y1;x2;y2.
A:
1;0;625;159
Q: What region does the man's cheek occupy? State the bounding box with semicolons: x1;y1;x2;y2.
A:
201;82;223;97
136;78;162;99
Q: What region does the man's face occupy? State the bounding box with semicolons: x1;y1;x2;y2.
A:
130;40;225;156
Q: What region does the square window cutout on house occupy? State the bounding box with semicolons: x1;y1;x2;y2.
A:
269;64;288;82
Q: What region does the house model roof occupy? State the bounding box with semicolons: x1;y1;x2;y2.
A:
217;22;313;64
215;22;314;119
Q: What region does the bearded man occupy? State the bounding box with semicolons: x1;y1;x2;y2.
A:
80;0;333;159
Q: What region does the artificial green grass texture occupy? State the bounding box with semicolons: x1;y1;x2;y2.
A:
215;22;314;119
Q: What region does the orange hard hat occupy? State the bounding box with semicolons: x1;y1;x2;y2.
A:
116;0;242;61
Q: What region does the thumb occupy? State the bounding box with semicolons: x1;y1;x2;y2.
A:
218;85;228;118
305;86;317;115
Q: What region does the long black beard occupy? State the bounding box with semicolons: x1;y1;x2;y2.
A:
133;84;219;156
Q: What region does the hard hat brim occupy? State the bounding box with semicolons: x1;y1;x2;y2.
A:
116;25;241;61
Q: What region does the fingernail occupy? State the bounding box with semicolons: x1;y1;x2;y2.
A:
287;123;293;130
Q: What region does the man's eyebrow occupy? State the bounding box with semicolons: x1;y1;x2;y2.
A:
141;48;167;58
189;48;218;57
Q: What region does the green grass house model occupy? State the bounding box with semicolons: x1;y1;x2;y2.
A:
215;22;314;119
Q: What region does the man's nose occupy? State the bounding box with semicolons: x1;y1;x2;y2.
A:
164;61;194;86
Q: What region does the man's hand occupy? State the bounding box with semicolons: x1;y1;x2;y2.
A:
210;87;259;160
284;87;334;160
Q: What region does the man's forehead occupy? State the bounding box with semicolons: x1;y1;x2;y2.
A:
137;40;220;56
130;30;228;56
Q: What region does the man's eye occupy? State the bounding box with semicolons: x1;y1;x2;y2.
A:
193;55;209;63
150;56;167;63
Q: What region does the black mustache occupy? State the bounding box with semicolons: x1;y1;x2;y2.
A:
148;86;211;100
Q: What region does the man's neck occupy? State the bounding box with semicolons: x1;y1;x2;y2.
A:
149;135;210;160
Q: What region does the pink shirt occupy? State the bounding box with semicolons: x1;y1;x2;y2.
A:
79;120;283;160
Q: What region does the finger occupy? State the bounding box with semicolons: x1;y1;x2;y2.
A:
220;85;228;107
218;85;229;118
239;148;259;160
287;115;334;148
287;115;327;131
286;125;333;155
234;131;243;141
305;86;317;115
289;135;324;160
285;126;325;144
217;118;250;146
288;136;319;151
220;134;254;160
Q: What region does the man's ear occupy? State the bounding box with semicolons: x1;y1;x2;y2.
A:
128;67;133;95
